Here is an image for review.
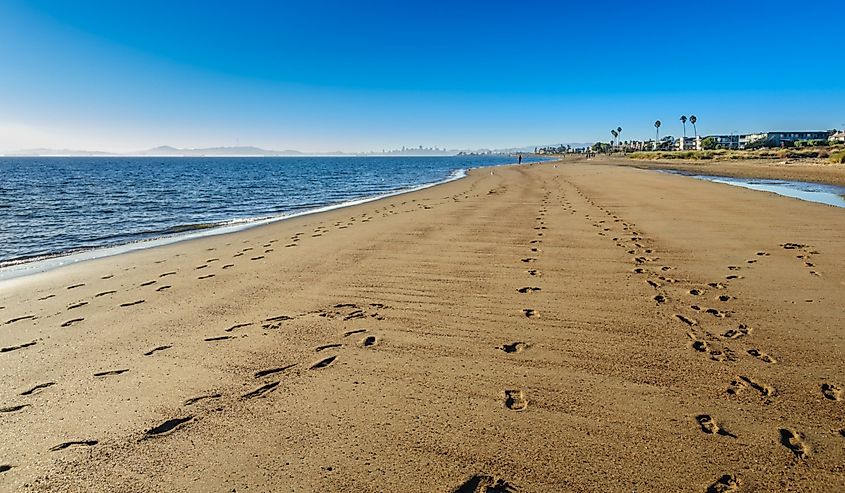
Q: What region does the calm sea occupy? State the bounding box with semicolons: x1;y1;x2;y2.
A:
0;155;544;268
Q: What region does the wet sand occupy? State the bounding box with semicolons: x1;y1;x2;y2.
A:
1;159;844;492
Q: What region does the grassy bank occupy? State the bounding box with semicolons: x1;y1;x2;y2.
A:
628;147;845;163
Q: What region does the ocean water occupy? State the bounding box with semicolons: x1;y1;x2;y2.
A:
0;155;544;268
662;171;845;208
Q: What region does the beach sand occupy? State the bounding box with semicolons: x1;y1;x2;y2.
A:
1;160;843;492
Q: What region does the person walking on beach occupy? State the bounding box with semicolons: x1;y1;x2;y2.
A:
518;154;523;165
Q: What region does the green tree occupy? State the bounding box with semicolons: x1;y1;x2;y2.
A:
680;115;687;139
654;120;662;143
689;115;698;139
700;136;717;150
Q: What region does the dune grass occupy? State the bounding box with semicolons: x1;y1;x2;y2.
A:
628;147;844;162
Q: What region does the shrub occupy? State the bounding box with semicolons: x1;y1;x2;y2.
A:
830;150;845;164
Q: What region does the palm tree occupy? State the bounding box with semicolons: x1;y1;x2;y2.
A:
617;127;623;150
690;115;698;139
611;129;618;149
680;115;687;139
654;120;661;144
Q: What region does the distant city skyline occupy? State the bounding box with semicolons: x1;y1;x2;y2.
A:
1;1;843;153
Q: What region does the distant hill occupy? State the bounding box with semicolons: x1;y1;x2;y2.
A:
3;144;562;157
137;146;304;156
4;148;117;156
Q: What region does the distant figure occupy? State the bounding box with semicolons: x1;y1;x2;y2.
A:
518;154;523;165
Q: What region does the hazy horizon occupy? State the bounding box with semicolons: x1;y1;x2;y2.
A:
1;0;844;153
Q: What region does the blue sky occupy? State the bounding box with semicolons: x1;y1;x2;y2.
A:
1;0;843;152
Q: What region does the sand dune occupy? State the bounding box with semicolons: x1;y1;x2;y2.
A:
1;160;843;492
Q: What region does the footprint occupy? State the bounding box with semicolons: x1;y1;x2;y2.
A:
94;369;129;377
707;283;725;290
707;474;739;493
522;309;539;318
0;404;30;413
504;390;528;411
451;475;518;493
222;264;234;269
95;290;117;297
156;285;172;292
225;322;253;332
316;343;343;352
779;428;809;459
254;365;295;378
4;315;36;325
343;329;367;337
140;280;156;287
119;300;145;307
691;339;709;352
204;335;233;342
696;415;736;438
1;340;37;353
0;465;11;473
821;383;842;401
159;272;176;277
747;349;777;363
527;269;541;276
520;258;536;263
144;416;193;438
49;440;98;451
310;356;337;369
197;274;215;280
653;294;666;303
517;287;541;294
718;295;731;302
67;301;88;310
358;335;378;347
722;324;752;339
38;294;56;301
20;382;56;396
497;342;527;354
61;318;84;327
184;393;222;406
705;308;727;318
195;265;208;270
66;283;85;290
728;375;775;397
143;345;172;356
675;314;697;326
250;256;265;261
242;381;280;399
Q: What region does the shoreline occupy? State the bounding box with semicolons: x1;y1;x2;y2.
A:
1;160;843;491
0;165;479;283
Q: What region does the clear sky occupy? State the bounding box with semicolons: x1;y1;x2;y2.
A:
1;0;844;152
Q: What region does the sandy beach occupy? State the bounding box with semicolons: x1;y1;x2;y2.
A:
1;159;844;492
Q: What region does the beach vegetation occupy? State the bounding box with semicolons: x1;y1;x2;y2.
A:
830;150;845;164
629;146;842;162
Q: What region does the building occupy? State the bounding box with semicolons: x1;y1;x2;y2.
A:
751;131;835;147
701;131;834;149
702;134;742;149
674;136;700;151
829;131;845;143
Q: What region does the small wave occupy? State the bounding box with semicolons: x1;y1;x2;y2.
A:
160;223;220;234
